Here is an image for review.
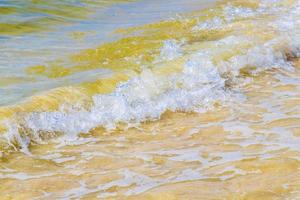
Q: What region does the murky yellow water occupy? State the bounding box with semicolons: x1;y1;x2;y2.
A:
1;0;300;199
1;61;300;199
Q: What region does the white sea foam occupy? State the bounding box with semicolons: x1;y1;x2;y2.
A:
1;0;300;151
192;17;224;31
158;40;183;61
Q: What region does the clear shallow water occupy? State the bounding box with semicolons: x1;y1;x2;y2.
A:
1;0;300;199
0;0;214;106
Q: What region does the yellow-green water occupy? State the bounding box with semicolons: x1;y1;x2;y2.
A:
1;0;300;199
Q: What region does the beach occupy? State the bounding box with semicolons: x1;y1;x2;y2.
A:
1;0;300;199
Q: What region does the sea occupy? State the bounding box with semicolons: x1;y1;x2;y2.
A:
1;0;300;199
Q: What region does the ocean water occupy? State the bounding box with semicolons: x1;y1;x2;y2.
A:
1;0;300;199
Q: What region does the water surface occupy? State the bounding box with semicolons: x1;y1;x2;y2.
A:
1;0;300;199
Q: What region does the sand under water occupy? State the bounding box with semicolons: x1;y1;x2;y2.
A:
1;0;300;199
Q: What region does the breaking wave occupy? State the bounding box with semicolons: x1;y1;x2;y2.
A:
1;0;300;153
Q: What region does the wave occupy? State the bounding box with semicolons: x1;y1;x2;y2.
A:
1;0;300;153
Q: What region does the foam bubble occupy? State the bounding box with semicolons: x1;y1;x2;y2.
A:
158;40;183;61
